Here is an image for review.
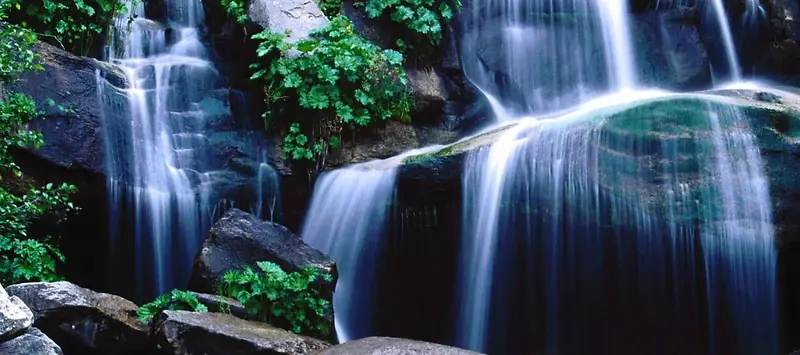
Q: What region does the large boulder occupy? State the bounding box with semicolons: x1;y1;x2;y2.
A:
0;284;33;341
156;310;329;355
5;42;128;175
5;282;149;355
188;208;337;298
248;0;329;44
0;328;63;355
314;337;483;355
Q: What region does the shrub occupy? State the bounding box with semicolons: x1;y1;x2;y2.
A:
221;0;248;24
250;16;412;168
319;0;342;18
220;261;334;337
360;0;460;47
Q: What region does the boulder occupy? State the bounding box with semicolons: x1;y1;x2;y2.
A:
632;9;712;90
248;0;329;44
0;328;63;355
156;310;329;355
188;208;337;299
314;337;483;355
0;284;33;341
5;42;128;175
5;282;149;355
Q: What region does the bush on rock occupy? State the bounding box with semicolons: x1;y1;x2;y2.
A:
251;15;412;171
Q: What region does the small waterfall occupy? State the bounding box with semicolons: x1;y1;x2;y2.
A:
455;95;778;354
301;167;397;343
253;161;281;222
460;0;638;116
598;0;637;90
708;0;742;81
101;0;225;298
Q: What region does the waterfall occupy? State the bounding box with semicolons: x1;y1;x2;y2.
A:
708;0;742;81
100;0;224;298
301;167;397;343
455;94;778;354
460;0;638;116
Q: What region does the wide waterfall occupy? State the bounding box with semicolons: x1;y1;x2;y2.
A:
455;94;778;354
100;0;224;298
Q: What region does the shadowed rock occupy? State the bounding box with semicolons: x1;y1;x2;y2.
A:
156;310;329;355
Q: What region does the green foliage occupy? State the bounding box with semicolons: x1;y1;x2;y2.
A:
220;261;334;337
221;0;248;24
0;3;77;285
137;289;209;323
360;0;460;46
251;16;411;166
4;0;138;56
318;0;341;18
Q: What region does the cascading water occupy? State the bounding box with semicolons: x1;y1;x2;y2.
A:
708;0;742;81
301;167;397;343
459;0;638;115
456;95;778;354
101;0;225;298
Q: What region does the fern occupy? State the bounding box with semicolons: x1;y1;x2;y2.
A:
137;289;208;323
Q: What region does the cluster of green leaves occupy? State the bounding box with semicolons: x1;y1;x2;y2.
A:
251;16;411;164
137;289;208;323
318;0;341;18
0;2;77;285
360;0;460;46
220;261;334;337
221;0;248;24
4;0;137;56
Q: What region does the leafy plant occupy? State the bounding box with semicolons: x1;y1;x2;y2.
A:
250;16;411;168
220;261;334;337
221;0;248;24
4;0;139;56
0;3;78;285
137;289;209;323
318;0;341;18
360;0;460;47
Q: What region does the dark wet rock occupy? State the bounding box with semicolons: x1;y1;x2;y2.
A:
4;42;128;175
5;282;149;355
156;310;329;355
188;208;337;299
0;328;63;355
314;337;483;355
0;284;33;341
632;9;712;90
753;0;800;79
